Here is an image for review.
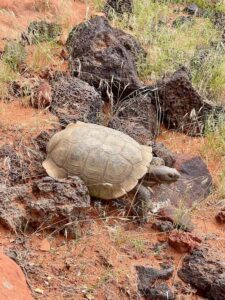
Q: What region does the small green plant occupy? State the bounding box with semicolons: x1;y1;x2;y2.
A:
129;237;148;253
204;113;225;157
0;61;18;99
2;42;26;71
173;200;194;231
108;225;128;247
192;48;225;102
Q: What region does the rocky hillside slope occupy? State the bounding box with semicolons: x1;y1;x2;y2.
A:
0;1;225;299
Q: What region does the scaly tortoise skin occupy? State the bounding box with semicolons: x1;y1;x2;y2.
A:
43;121;153;199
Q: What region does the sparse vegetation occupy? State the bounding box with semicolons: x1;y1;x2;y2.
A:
2;41;26;71
0;61;18;99
102;0;225;102
203;114;225;196
129;237;148;253
26;41;62;72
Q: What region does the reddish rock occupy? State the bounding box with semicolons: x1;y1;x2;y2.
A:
168;230;202;253
215;207;225;223
0;253;33;300
31;81;52;109
40;238;51;252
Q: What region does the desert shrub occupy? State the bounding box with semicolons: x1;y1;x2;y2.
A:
2;42;26;71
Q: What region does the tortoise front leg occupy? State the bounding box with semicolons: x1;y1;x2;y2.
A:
132;184;153;223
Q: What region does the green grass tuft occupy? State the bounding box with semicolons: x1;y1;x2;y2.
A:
2;41;26;71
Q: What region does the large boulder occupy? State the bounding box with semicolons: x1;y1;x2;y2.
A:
0;177;90;232
0;253;34;300
50;74;103;125
178;249;225;300
66;16;144;99
156;67;224;136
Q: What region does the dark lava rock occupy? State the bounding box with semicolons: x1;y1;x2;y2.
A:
152;220;174;232
172;16;194;28
34;129;57;153
21;21;62;45
156;67;222;136
0;142;44;186
109;94;158;143
30;80;52;109
152;142;175;167
10;77;52;109
215;207;225;223
0;184;29;231
32;176;90;208
29;176;90;230
178;249;225;300
0;141;46;186
214;11;225;30
214;11;225;42
50;74;102;125
104;0;133;16
152;155;212;208
66;16;143;99
110;117;154;144
0;177;90;232
0;145;26;186
136;265;174;300
184;3;199;15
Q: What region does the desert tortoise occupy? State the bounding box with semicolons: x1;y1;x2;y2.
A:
43;121;180;201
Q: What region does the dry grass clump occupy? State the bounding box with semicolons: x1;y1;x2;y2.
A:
26;41;62;73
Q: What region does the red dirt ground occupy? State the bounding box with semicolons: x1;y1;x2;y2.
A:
0;1;224;299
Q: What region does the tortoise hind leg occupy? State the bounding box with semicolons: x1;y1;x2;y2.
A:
42;157;67;179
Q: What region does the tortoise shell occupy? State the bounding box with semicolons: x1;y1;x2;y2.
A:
42;121;152;199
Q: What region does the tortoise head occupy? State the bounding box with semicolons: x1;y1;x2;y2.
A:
147;165;181;184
